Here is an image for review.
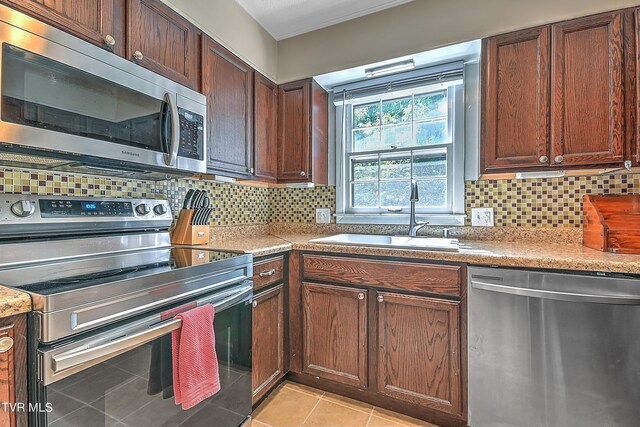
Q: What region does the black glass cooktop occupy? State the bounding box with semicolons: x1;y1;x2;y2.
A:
16;247;244;295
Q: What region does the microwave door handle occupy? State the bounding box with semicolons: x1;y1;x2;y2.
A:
163;92;180;167
49;285;252;375
159;99;170;155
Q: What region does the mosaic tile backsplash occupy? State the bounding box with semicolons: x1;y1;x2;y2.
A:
0;168;270;226
1;167;638;228
465;174;640;227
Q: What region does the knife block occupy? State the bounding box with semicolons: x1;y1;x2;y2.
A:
171;209;210;245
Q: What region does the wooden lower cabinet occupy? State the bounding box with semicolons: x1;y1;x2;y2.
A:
290;253;467;427
0;314;27;427
252;284;285;404
376;291;461;416
301;282;368;388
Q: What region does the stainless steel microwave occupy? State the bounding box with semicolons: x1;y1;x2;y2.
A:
0;5;206;179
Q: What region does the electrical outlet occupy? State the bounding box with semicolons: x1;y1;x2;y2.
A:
315;208;331;224
471;207;494;227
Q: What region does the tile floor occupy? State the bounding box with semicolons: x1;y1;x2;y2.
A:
251;381;439;427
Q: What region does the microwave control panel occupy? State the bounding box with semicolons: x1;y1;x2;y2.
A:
177;108;204;160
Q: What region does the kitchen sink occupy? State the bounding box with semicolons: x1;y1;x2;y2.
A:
309;234;460;252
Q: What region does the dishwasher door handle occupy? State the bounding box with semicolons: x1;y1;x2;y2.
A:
471;280;640;305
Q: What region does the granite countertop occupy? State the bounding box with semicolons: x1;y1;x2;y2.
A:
4;230;639;318
205;235;293;257
209;232;640;274
0;286;31;318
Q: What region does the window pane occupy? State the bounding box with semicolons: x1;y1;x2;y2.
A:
352;157;378;181
353;127;381;151
380;181;411;207
415;120;447;145
382;97;412;124
416;179;447;207
380;154;410;180
352;182;378;208
414;91;447;120
413;153;447;178
381;124;412;149
353;102;380;128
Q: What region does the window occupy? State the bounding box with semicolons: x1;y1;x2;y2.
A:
336;78;465;224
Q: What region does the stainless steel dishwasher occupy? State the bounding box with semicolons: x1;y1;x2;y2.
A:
468;266;640;427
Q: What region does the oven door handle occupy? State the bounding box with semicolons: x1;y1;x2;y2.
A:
50;284;252;375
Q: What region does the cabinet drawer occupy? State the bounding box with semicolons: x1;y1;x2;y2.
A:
302;254;462;296
253;255;285;291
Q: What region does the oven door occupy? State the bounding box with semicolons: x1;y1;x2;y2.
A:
32;282;252;427
0;8;206;174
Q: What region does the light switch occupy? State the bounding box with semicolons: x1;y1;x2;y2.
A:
315;208;331;224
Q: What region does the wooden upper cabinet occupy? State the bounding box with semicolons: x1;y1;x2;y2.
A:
550;12;625;167
302;282;367;388
252;284;285;404
278;79;328;184
127;0;199;89
202;36;253;177
254;72;278;182
376;292;461;417
1;0;125;56
482;27;550;173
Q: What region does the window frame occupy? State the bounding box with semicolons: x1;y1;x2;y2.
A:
336;80;466;225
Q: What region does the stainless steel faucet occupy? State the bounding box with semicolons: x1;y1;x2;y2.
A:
409;181;428;237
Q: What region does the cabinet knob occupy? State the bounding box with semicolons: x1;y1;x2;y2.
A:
0;337;13;353
358;293;364;300
133;50;144;61
554;155;564;163
249;167;255;174
300;171;307;177
377;295;384;303
252;300;257;308
539;156;548;163
104;34;116;47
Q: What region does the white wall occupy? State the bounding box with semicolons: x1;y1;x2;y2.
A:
162;0;278;82
277;0;640;83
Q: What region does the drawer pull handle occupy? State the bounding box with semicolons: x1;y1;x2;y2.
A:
0;337;13;353
358;293;364;300
259;269;276;278
377;295;384;303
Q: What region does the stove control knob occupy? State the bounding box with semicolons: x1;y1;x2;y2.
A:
135;203;151;216
10;200;36;218
153;204;168;215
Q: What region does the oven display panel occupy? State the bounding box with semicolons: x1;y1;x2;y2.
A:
39;200;134;217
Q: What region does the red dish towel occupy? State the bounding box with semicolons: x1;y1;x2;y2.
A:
172;304;220;410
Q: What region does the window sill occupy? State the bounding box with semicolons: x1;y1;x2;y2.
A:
335;213;466;226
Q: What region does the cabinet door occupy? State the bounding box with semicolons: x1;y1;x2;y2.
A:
482;27;550;172
302;282;367;388
0;315;27;427
278;80;310;182
127;0;198;88
253;72;278;182
202;36;253;176
252;284;285;403
1;0;124;55
376;292;461;416
551;12;625;167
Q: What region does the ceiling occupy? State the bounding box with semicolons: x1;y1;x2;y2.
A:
235;0;414;41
